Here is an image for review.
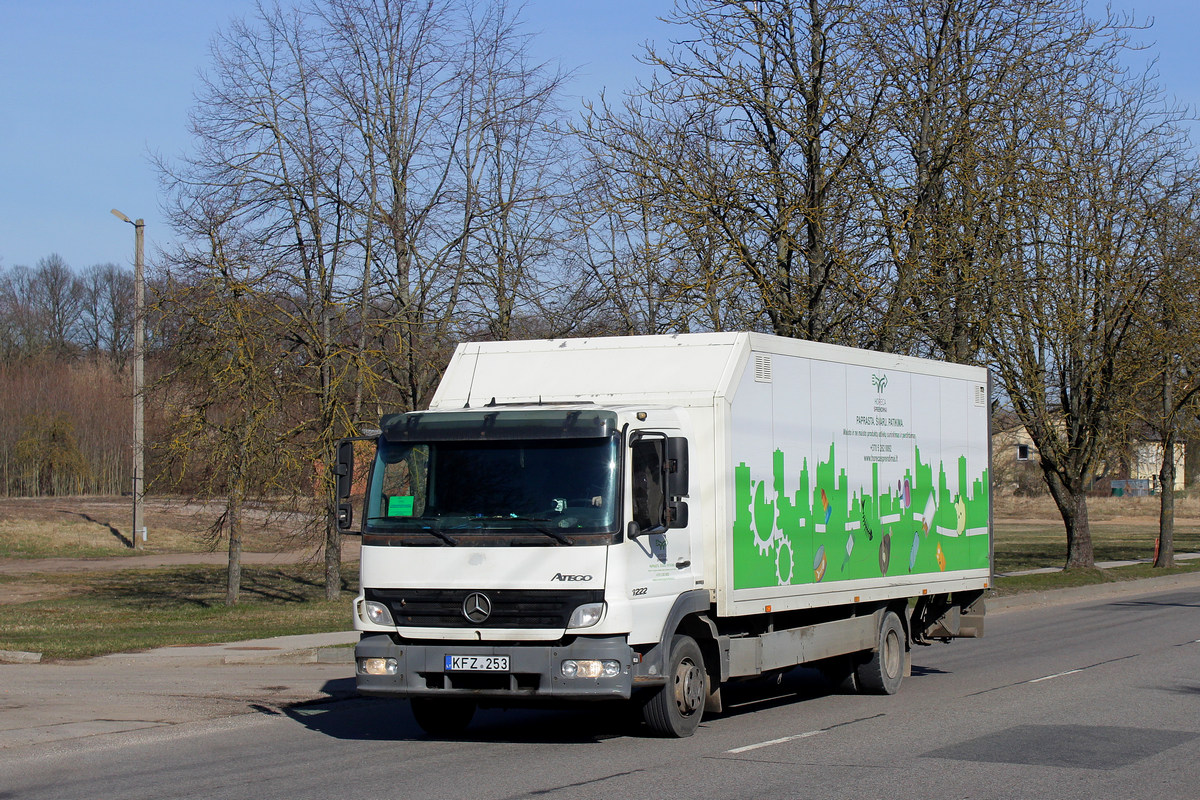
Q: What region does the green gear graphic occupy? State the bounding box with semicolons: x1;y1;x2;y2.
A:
775;537;794;585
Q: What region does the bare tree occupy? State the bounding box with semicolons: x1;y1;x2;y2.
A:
579;0;886;343
77;263;134;367
1133;193;1200;568
161;0;575;597
989;53;1191;568
161;1;358;599
856;0;1103;362
156;215;301;604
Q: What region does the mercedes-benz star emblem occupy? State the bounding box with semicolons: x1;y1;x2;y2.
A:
462;592;492;624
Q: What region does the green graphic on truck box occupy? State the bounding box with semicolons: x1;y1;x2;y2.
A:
732;444;989;589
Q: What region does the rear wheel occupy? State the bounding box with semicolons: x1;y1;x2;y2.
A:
642;634;707;737
855;610;906;695
409;697;476;737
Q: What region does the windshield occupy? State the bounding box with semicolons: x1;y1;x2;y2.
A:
364;434;620;542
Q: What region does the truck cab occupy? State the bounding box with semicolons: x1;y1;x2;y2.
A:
350;404;705;736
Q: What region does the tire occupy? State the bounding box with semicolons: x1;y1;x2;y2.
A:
409;697;476;737
641;634;707;737
855;610;906;695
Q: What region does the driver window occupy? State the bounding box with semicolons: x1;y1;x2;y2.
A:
631;438;665;530
382;445;428;517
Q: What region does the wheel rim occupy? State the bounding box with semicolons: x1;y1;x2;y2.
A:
674;657;705;716
882;627;902;679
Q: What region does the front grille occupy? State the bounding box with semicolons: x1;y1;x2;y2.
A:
366;587;603;629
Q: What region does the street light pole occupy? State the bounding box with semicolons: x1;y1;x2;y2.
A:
111;208;146;550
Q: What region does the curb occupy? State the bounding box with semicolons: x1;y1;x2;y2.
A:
0;650;41;664
221;644;355;665
987;568;1200;613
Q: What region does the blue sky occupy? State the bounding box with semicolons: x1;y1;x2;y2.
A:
0;0;1195;275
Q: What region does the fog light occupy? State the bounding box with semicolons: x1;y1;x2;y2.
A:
362;600;394;626
361;657;398;676
567;602;605;629
561;659;621;679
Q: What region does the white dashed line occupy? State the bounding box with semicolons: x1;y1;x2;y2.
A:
1027;668;1084;684
727;729;824;754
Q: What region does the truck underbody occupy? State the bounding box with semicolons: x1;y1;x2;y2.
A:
355;590;986;737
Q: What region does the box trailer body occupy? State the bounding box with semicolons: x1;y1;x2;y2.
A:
345;333;991;736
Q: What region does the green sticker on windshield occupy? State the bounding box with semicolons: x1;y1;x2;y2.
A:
387;496;415;517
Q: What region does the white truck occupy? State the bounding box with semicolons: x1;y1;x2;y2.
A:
337;332;991;737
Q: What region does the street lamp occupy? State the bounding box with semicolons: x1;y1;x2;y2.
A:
111;208;146;550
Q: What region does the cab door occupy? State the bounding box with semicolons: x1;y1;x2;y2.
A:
624;431;694;602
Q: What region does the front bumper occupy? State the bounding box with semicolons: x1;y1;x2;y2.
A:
355;634;634;700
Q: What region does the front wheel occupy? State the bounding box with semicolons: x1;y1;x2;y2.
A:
855;610;906;695
641;634;707;737
409;697;476;737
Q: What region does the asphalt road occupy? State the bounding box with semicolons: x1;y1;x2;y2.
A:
2;586;1198;800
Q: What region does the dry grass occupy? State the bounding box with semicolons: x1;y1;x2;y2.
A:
0;496;314;559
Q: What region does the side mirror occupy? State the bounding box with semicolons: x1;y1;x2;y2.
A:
666;437;689;498
666;437;688;529
336;503;354;531
626;520;643;540
335;439;354;500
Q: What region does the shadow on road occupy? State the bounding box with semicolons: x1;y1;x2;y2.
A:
1111;597;1200;609
281;669;863;743
282;693;641;744
911;664;950;677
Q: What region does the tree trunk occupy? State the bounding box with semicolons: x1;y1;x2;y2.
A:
325;512;341;601
225;484;243;606
1155;429;1176;568
1044;468;1095;569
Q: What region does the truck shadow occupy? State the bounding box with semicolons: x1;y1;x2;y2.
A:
283;695;640;743
284;669;885;743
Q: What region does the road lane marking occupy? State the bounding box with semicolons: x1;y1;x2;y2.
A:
1027;668;1084;683
728;730;824;753
726;714;885;754
968;654;1138;696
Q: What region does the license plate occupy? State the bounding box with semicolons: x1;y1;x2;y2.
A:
445;655;509;671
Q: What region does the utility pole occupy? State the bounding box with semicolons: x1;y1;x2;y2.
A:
111;209;146;550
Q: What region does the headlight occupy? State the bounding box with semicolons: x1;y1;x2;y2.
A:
561;659;621;679
361;600;394;626
567;602;605;629
360;657;399;676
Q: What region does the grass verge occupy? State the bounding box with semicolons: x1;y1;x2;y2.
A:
992;559;1200;595
0;565;355;661
0;496;306;559
992;527;1200;574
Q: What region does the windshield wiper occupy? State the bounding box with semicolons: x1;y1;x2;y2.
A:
419;525;459;546
364;516;460;545
505;517;575;545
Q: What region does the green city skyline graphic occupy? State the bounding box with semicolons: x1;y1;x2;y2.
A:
732;443;990;589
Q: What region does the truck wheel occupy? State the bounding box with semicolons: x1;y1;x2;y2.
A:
410;697;476;737
642;634;707;737
855;610;905;695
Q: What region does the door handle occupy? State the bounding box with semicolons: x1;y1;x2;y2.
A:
675;559;691;569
